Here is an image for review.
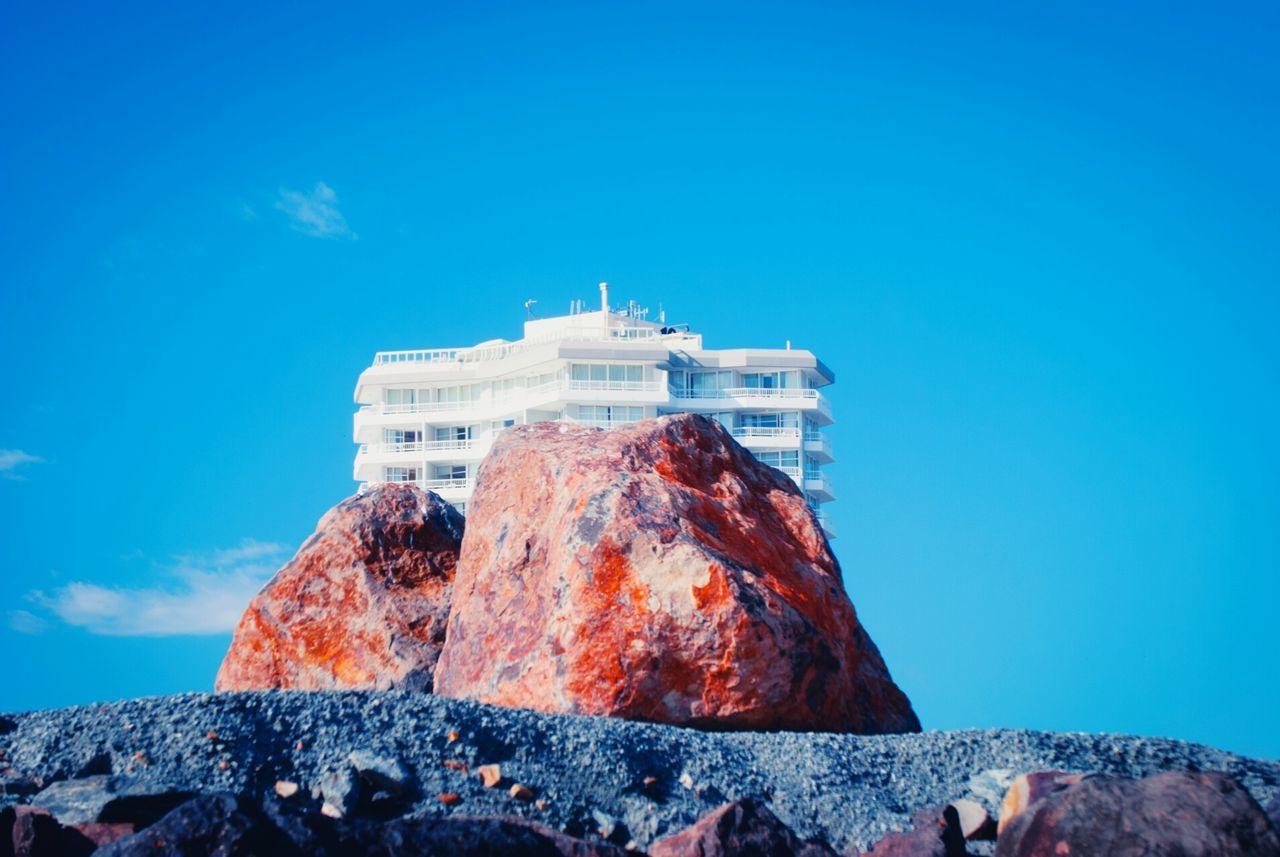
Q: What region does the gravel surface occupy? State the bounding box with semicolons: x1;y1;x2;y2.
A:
3;691;1278;853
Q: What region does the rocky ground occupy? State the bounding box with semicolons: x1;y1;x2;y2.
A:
4;690;1278;854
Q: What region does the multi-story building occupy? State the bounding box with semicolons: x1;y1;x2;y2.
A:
352;287;837;538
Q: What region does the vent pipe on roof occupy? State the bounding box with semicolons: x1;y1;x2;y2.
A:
599;282;609;338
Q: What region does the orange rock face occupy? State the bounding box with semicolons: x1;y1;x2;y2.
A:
432;414;919;733
215;484;464;692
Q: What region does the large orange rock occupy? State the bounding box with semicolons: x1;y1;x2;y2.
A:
432;414;919;733
215;484;464;692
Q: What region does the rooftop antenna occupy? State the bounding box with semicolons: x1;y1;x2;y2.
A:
599;282;609;337
524;298;538;319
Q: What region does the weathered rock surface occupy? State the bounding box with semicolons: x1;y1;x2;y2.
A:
94;793;630;857
649;798;839;856
434;414;919;733
994;771;1280;857
6;693;1280;854
995;771;1083;834
28;776;192;827
216;484;464;692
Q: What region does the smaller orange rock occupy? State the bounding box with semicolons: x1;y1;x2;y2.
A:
476;763;502;788
437;792;462;806
535;799;550;811
274;780;300;799
447;730;460;743
217;760;229;770
443;760;468;773
206;731;218;741
295;740;305;751
509;783;534;801
999;772;1085;834
320;803;343;819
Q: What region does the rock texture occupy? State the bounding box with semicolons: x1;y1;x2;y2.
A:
994;771;1280;857
996;771;1083;834
4;693;1280;854
433;414;919;733
216;484;464;692
649;798;839;856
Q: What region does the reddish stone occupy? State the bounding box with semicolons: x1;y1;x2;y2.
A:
994;771;1280;857
71;822;135;848
216;484;464;692
650;799;839;857
433;414;919;733
996;771;1084;834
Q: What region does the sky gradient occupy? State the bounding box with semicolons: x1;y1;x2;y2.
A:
2;1;1277;758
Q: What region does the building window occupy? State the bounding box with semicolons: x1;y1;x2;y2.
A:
740;411;799;429
754;450;799;469
696;411;736;428
385;389;417;405
434;464;468;481
385;467;419;482
686;371;732;395
385;430;422;444
741;371;796;390
578;405;643;426
569;364;645;385
434;426;472;441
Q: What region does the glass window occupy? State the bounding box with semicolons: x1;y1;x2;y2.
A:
385;389;416;405
385;467;419;482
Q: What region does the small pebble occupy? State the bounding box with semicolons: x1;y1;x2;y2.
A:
476;763;501;787
437;792;462;806
509;783;534;801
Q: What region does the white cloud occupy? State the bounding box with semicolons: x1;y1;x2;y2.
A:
8;610;48;635
0;449;42;480
33;539;288;637
275;181;355;239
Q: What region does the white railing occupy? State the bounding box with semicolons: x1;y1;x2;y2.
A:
371;325;699;366
732;427;802;440
775;465;803;482
357;438;483;456
379;400;474;415
804;471;833;494
421;477;473;492
670;387;820;402
803;433;833;454
565;379;662;393
361;377;665;420
562;418;645;430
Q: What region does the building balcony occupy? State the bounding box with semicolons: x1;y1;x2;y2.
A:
353;437;494;479
803;471;835;502
668;387;833;424
359;477;475;498
730;426;802;449
813;510;836;540
355;379;667;438
803;432;834;463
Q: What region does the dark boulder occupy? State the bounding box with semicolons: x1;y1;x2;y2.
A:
995;771;1280;857
95;794;297;856
650;798;839;857
28;776;192;827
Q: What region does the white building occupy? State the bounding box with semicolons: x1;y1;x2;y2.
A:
352;287;837;538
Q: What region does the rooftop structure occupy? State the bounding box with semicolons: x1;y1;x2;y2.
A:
352;285;837;538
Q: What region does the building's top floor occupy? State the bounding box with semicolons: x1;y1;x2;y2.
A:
355;288;834;403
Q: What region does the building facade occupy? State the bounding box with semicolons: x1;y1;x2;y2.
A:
352;291;836;538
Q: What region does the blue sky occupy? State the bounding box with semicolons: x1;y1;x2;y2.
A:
2;1;1277;758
